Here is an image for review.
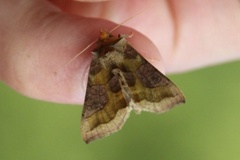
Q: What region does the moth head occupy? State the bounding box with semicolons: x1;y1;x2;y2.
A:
99;30;113;41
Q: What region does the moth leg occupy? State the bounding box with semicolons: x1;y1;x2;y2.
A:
112;69;132;103
118;31;133;39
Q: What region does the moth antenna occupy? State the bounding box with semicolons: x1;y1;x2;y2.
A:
63;3;151;67
62;39;97;67
109;8;147;33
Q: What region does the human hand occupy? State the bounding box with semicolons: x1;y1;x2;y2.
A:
1;0;240;104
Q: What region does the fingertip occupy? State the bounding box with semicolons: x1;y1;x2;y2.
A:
2;0;164;103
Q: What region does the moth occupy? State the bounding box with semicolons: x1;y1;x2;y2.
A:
81;31;185;143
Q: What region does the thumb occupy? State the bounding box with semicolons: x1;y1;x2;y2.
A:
0;0;163;104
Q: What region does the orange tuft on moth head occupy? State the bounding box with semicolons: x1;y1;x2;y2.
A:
99;30;112;41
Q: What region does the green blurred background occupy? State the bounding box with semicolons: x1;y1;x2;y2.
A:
1;61;240;160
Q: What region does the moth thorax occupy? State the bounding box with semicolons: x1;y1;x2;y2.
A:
100;50;124;69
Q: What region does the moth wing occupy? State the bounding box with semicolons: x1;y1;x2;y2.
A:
81;57;131;144
116;39;185;114
130;65;185;114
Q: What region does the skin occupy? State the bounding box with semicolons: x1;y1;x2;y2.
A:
0;0;240;104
